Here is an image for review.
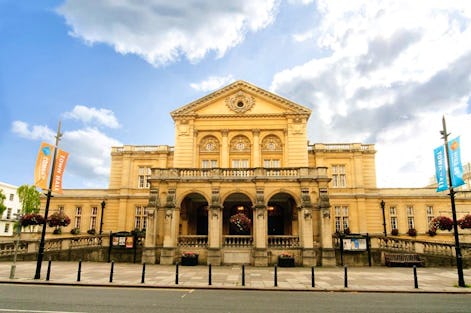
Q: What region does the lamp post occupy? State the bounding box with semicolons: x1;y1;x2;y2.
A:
380;200;387;237
34;121;62;280
9;213;22;279
99;200;105;235
441;116;465;287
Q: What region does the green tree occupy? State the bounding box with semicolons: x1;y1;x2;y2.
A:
17;185;41;214
0;189;6;216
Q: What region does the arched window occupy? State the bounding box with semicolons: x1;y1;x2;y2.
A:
261;135;282;168
230;135;251;168
199;136;220;168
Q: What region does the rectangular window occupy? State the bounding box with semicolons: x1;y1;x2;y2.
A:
232;159;249;168
407;206;414;229
426;206;434;224
334;205;349;232
332;165;346;187
201;160;218;168
6;208;12;219
9;194;14;201
263;159;281;168
389;206;397;230
74;206;82;229
134;206;147;230
138;167;151;188
90;206;98;230
4;223;9;233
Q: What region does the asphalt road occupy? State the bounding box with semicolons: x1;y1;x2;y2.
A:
0;284;469;313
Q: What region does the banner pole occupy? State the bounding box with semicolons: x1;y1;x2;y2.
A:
34;121;62;279
441;116;465;287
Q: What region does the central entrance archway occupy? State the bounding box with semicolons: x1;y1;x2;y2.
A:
223;193;253;235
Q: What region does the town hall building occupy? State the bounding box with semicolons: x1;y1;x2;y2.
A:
41;81;470;266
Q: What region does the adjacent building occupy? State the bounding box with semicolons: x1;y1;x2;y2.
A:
0;182;21;237
40;81;471;266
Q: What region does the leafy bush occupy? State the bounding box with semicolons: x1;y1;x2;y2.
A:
407;228;417;236
391;228;399;236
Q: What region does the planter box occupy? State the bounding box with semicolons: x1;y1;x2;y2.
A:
278;256;295;267
181;255;198;266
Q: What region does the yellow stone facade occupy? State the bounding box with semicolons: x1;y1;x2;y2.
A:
41;81;471;266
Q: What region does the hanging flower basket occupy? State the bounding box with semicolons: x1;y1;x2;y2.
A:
458;214;471;229
429;216;453;234
20;213;45;227
47;212;71;227
229;213;251;234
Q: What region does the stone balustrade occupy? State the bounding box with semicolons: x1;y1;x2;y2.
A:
268;235;300;248
152;167;328;181
178;235;208;247
224;235;253;247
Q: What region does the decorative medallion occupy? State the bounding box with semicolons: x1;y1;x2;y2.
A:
200;136;219;152
261;135;282;152
230;135;251;152
225;91;255;114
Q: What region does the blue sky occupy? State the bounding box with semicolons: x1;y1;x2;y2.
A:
1;0;471;190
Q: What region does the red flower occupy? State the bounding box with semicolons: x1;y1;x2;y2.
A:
458;214;471;229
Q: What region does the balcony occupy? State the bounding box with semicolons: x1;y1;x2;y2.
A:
151;167;328;182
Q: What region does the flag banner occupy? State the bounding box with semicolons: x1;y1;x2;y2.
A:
52;149;69;194
434;145;448;192
448;136;465;188
34;142;55;190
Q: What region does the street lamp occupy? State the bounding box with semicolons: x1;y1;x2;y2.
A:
380;200;387;237
99;200;106;235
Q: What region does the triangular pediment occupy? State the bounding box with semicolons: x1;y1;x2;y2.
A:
170;80;311;120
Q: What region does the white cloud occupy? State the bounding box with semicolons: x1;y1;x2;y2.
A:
11;121;55;142
61;127;122;187
57;0;279;66
11;109;122;188
63;105;121;128
271;0;471;187
190;75;235;92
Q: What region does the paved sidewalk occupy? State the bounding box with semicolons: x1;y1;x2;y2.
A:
0;261;470;293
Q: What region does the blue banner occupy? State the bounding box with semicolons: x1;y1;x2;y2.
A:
434;145;448;192
448;136;465;188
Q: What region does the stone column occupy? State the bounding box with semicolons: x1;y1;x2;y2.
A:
298;188;316;266
253;129;260;167
253;188;268;266
208;188;222;265
319;188;336;266
221;129;229;168
161;189;177;264
142;188;159;264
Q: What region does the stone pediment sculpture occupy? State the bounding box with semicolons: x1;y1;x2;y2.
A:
170;80;311;120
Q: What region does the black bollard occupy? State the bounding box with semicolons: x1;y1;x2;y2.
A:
242;264;245;286
141;263;146;284
413;265;418;289
208;264;212;286
46;258;52;281
311;266;315;288
175;262;179;285
77;259;82;282
344;265;348;288
274;264;278;287
109;261;114;283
